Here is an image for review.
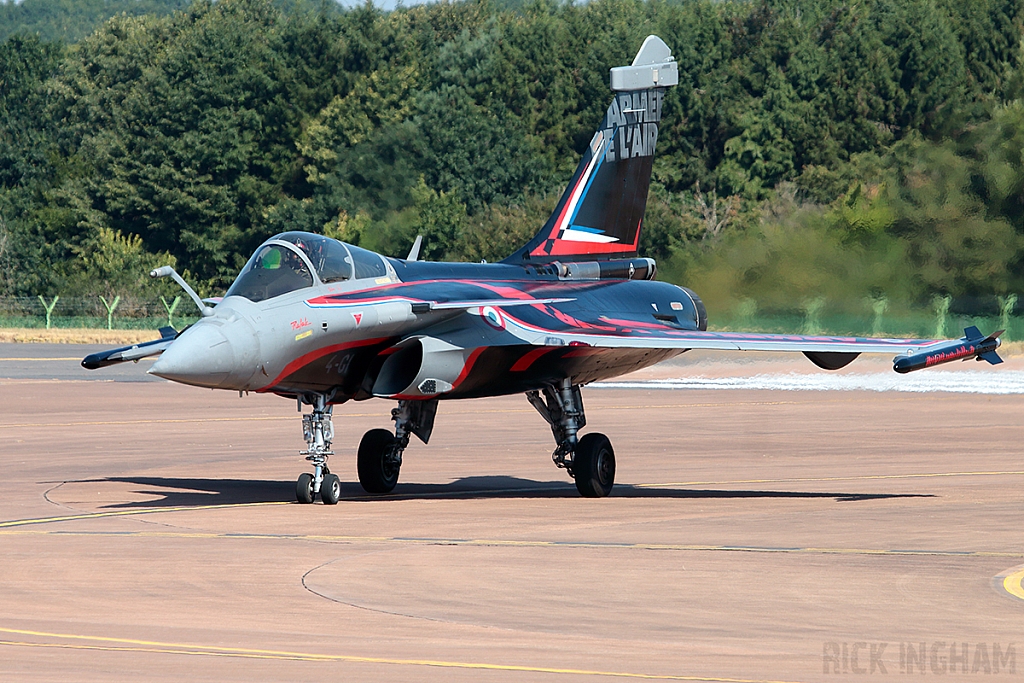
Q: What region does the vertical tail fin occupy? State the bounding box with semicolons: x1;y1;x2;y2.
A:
503;36;678;264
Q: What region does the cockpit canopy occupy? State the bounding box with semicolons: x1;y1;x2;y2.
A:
224;232;389;303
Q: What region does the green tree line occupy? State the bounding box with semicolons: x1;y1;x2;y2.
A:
1;0;1023;319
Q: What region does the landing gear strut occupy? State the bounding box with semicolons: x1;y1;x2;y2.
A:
295;393;341;504
527;379;615;497
357;398;438;494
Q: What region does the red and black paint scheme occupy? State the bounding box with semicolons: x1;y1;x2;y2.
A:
276;274;706;400
80;35;1005;502
893;326;1003;374
503;88;665;263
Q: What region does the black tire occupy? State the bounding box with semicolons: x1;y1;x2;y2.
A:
320;473;341;505
358;428;401;494
296;472;315;504
573;433;615;498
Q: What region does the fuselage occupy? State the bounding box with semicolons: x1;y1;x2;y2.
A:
149;233;705;403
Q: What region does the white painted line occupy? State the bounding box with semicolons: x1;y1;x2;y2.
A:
594;370;1024;394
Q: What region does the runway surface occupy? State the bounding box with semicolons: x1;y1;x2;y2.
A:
1;344;1022;681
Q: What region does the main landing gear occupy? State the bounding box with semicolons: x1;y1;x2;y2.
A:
295;393;341;505
527;379;615;497
356;399;437;494
293;385;612;502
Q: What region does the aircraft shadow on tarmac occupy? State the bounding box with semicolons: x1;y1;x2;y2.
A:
90;475;933;508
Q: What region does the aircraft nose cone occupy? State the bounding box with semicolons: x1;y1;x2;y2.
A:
149;324;236;388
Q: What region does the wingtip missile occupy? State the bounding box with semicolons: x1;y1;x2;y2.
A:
893;328;1003;374
81;329;177;369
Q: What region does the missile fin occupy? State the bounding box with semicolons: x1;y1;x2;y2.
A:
978;350;1004;365
963;325;984;341
984;329;1005;343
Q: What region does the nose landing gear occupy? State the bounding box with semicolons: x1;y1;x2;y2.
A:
295;393;341;504
527;379;615;497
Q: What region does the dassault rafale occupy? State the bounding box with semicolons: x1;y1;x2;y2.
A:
83;36;1004;503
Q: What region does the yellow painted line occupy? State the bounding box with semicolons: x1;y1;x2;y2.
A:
0;501;290;528
1;528;1019;559
0;627;800;682
638;470;1024;488
607;401;797;409
0;639;326;661
0;529;393;542
0;413;398;429
3;469;1017;531
0;416;296;429
0;379;97;385
1002;567;1024;600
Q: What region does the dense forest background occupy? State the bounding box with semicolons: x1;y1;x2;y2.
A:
1;0;1023;323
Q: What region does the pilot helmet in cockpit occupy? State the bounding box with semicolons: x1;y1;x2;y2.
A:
289;234;326;273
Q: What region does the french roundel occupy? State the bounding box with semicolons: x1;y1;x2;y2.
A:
481;306;505;330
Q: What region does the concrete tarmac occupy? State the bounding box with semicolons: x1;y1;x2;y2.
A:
1;345;1022;681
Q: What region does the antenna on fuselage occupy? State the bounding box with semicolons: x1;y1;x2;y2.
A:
406;235;423;262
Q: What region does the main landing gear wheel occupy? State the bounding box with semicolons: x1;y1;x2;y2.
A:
320;472;341;505
527;380;614;498
573;432;616;498
358;428;402;494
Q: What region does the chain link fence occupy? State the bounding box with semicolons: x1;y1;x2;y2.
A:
714;310;1023;341
713;294;1021;341
0;296;200;330
0;293;1019;341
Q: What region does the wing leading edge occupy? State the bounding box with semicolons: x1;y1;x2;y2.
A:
493;309;1003;373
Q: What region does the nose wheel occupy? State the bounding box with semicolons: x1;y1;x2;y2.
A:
295;394;339;504
320;472;341;504
296;472;314;504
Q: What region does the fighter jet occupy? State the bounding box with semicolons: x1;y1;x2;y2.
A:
83;36;1004;503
